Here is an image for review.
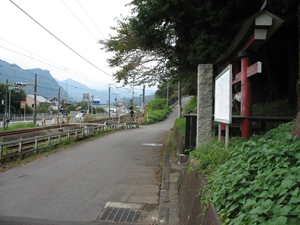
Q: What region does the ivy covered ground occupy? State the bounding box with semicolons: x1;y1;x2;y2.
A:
191;121;300;224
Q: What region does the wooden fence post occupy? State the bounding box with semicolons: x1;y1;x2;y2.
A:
35;137;38;153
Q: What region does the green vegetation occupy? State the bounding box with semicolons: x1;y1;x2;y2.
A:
192;121;300;224
252;99;296;118
141;98;172;124
183;96;197;112
173;96;197;135
174;117;185;136
2;122;39;131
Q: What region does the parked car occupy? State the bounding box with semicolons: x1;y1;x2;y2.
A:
75;113;85;118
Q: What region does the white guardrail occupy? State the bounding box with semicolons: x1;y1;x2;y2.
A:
0;122;138;160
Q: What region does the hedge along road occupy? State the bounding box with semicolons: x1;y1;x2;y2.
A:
0;97;191;223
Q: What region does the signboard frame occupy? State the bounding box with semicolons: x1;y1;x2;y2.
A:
20;101;26;109
214;64;232;124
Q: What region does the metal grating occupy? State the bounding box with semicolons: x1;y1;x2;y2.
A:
100;207;143;223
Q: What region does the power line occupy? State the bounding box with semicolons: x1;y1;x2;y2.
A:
0;44;108;88
9;0;112;78
61;0;98;41
76;0;106;38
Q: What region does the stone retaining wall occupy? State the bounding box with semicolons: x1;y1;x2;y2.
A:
174;124;222;225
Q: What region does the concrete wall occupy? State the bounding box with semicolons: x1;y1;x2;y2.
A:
178;165;222;225
173;124;222;225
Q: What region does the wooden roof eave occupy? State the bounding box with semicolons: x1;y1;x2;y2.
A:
215;10;285;68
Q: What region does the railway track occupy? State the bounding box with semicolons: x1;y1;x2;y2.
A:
0;114;142;138
0;124;76;137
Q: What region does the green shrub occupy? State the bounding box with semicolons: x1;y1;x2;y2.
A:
148;98;171;112
142;98;172;124
184;96;197;112
197;121;300;224
174;117;185;136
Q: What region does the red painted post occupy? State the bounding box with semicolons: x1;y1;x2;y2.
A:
239;51;252;139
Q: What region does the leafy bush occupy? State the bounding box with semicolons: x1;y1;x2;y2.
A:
197;121;300;224
142;98;172;124
184;96;197;112
148;98;171;112
173;97;197;136
174;117;185;136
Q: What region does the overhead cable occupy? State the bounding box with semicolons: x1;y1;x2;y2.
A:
61;0;98;41
76;0;106;38
9;0;112;77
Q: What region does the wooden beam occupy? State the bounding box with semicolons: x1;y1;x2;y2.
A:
232;61;262;85
247;61;262;77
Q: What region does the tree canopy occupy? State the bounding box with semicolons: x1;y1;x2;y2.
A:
99;0;263;87
0;83;27;114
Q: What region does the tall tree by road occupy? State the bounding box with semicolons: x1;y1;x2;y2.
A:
99;0;262;89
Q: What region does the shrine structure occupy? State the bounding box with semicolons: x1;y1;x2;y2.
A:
215;9;284;139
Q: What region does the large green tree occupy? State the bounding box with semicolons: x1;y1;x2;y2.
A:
0;83;27;114
99;0;262;88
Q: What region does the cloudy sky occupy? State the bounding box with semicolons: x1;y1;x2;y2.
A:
0;0;154;93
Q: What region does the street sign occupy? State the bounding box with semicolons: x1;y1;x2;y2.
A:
91;97;100;104
83;93;89;100
145;105;149;111
20;101;26;108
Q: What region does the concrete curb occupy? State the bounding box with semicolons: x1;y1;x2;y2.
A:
158;133;181;225
158;136;170;225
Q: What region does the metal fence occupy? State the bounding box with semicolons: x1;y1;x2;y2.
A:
0;123;136;161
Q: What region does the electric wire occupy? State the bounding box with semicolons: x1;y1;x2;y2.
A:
76;0;106;38
61;0;98;41
0;45;108;88
9;0;112;78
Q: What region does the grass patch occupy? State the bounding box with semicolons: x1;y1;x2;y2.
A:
2;122;39;131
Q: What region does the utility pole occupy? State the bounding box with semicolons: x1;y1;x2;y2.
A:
91;95;94;114
33;74;37;124
143;85;145;112
9;64;15;120
66;80;68;101
115;96;118;116
178;80;182;118
57;87;60;117
3;79;8;130
108;86;111;118
167;82;169;106
87;97;90;114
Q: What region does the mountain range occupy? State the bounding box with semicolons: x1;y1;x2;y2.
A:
0;59;155;105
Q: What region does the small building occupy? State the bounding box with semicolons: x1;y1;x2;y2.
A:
26;94;50;108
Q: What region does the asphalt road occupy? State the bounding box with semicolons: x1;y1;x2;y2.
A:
0;97;191;224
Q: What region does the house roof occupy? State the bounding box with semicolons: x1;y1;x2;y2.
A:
27;95;50;103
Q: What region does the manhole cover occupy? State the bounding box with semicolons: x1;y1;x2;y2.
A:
98;202;147;223
100;207;143;223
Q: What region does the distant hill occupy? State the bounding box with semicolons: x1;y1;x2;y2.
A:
55;78;109;102
0;59;156;103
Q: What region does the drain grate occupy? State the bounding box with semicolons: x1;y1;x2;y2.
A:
100;207;143;223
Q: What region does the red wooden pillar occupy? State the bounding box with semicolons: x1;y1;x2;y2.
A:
239;51;252;139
